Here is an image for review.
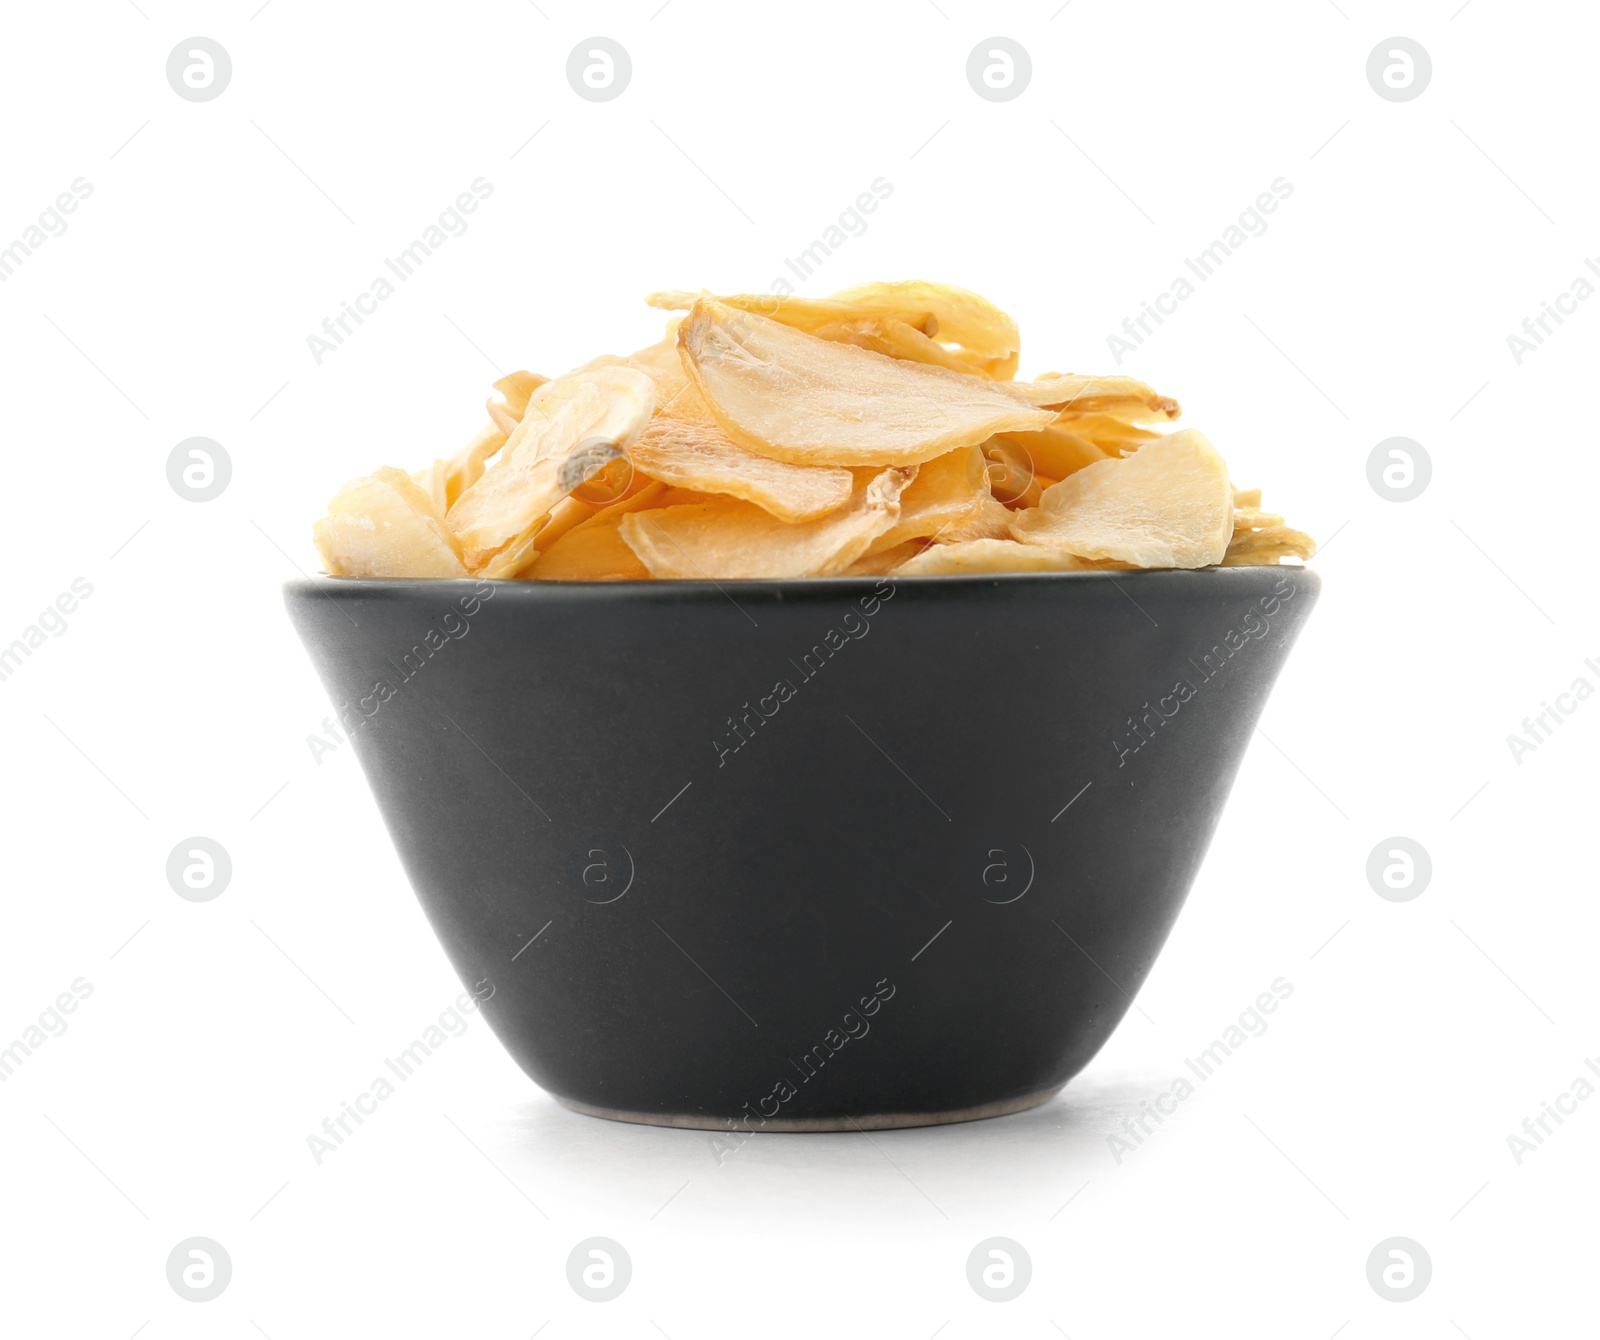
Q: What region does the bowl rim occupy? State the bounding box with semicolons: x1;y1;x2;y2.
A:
284;565;1319;602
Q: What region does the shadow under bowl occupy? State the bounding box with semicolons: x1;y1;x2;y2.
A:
285;567;1319;1131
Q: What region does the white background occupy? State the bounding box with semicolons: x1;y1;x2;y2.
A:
2;1;1596;1335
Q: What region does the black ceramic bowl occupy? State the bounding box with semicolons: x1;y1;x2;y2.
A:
286;567;1318;1131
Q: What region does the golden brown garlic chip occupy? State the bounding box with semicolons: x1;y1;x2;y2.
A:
806;317;978;375
1222;524;1316;566
647;290;938;338
892;539;1101;577
1005;373;1180;422
677;298;1052;467
1009;430;1233;569
648;287;1016;377
442;424;507;508
411;460;450;517
867;445;1012;552
1061;413;1163;449
315;467;468;578
993;425;1107;486
620;467;915;579
829;280;1021;378
618;321;717;423
528;496;601;553
448;365;656;569
625;415;853;522
1232;505;1287;532
529;515;651;580
980;438;1042;509
486;371;547;435
841;541;925;576
529;482;668;581
476;517;549;579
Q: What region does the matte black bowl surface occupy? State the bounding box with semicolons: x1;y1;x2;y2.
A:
286;567;1318;1131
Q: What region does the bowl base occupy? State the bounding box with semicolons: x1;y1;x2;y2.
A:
557;1084;1064;1132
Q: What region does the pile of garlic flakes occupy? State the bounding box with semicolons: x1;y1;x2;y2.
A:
313;282;1314;581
